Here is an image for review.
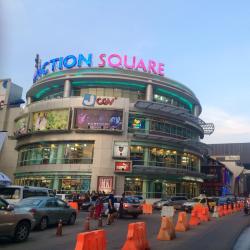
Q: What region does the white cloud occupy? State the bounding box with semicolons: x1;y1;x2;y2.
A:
200;106;250;144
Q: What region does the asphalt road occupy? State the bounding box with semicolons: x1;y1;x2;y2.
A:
0;210;250;250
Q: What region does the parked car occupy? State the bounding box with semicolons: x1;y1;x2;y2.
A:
153;198;170;210
102;196;143;218
153;196;187;210
0;197;35;242
0;185;50;205
132;195;145;204
162;196;188;210
16;196;77;230
182;196;216;212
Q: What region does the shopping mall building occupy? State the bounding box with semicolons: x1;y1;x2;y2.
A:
10;53;214;198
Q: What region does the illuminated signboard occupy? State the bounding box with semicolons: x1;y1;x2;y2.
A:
114;161;132;173
82;94;117;107
74;108;123;131
97;176;113;193
113;141;129;158
32;109;69;132
33;53;165;83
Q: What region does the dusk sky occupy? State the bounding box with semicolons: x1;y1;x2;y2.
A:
1;0;250;144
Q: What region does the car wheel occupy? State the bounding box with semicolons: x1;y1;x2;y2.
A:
39;217;48;231
68;213;76;225
132;214;139;219
14;221;30;242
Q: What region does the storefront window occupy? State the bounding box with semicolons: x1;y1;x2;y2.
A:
17;142;94;166
130;146;144;165
124;177;143;195
130;145;199;171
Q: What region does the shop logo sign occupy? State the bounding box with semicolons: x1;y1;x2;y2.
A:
82;94;96;106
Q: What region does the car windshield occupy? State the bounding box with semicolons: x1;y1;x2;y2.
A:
0;187;21;200
125;197;140;204
18;198;43;207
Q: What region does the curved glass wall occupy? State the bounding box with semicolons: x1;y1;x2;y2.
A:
72;87;145;103
153;94;191;112
130;145;199;172
128;114;200;140
17;142;94;166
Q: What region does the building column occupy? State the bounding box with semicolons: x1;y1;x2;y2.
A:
194;105;200;117
56;144;64;164
115;175;125;195
145;118;150;135
53;175;59;190
63;79;71;98
146;84;153;102
143;147;149;166
27;96;31;105
142;180;147;198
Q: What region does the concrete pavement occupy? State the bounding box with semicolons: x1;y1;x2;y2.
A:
0;211;249;250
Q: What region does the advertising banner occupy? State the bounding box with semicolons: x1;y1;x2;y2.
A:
97;176;113;193
114;161;132;173
14;116;28;136
113;141;129;158
74;108;123;130
32;109;69;132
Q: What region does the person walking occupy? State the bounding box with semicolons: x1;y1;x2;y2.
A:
119;193;125;219
107;190;115;225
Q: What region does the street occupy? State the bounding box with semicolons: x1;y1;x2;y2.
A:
0;210;249;250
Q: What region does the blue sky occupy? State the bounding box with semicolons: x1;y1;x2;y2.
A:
1;0;250;143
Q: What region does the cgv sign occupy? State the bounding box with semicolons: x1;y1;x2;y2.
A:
33;53;165;83
82;94;116;107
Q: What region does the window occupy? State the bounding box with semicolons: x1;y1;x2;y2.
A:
17;142;94;166
57;199;67;207
46;199;58;207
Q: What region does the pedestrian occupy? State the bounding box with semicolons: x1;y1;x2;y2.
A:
107;190;115;225
119;193;125;219
95;194;104;219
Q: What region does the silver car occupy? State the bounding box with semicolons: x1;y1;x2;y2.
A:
16;196;77;230
0;197;35;242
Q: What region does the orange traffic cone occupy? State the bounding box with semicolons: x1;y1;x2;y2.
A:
157;216;176;241
189;209;200;226
175;212;189;232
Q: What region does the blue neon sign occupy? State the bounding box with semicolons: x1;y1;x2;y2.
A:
33;53;93;83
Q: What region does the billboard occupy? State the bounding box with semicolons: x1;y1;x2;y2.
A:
32;109;69;132
97;176;113;193
74;108;123;130
114;161;132;173
14;116;28;136
113;141;129;158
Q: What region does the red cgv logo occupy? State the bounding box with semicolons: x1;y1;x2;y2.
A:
96;97;117;105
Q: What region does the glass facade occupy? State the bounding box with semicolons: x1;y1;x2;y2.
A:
153;94;191;112
124;177;200;198
72;87;145;103
17;142;94;166
15;175;91;192
130;145;199;171
128;114;199;140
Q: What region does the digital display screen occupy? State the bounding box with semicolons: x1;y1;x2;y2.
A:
74;109;123;130
32;109;69;131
